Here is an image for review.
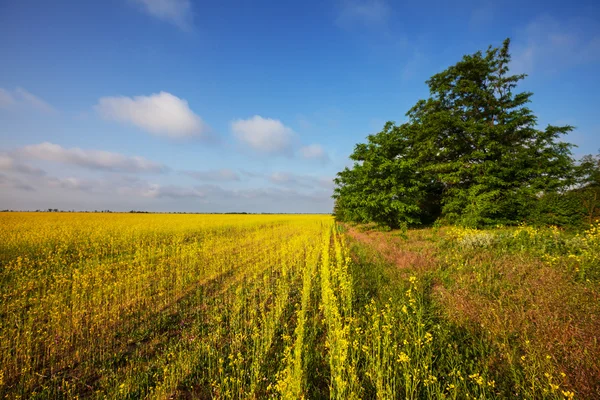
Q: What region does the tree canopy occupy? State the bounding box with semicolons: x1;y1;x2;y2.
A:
334;39;596;229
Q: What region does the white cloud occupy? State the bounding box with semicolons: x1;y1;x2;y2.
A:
231;115;295;154
0;170;334;212
512;15;600;74
139;183;207;199
181;168;240;182
0;87;55;113
336;0;390;28
299;144;329;163
47;176;96;192
401;50;427;81
315;176;335;191
17;142;167;173
125;182;332;211
0;155;14;170
47;174;151;195
95;92;208;138
269;171;334;191
0;173;35;192
0;88;16;108
0;154;46;176
15;88;56;114
131;0;192;30
233;186;332;205
269;172;293;184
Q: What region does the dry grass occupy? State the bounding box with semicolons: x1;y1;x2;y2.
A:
347;224;600;398
435;251;600;398
346;227;437;272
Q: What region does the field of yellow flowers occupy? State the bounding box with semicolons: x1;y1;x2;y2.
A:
1;213;599;399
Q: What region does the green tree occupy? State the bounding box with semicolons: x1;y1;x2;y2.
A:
334;39;577;228
407;38;574;226
333;122;432;229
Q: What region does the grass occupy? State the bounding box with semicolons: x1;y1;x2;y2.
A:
1;212;598;398
345;222;600;399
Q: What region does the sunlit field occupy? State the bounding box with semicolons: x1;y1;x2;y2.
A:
1;213;599;399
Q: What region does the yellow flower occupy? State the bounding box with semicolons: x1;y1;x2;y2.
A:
424;332;433;344
562;390;575;399
469;373;484;386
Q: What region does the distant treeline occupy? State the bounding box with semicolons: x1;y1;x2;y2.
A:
333;39;599;229
0;210;329;215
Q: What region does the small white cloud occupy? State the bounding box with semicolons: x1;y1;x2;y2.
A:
0;153;46;176
131;0;192;30
47;176;96;192
401;51;427;81
511;46;534;75
182;168;240;182
0;87;55;113
336;0;390;28
15;88;56;114
0;154;13;170
17;142;167;173
269;171;335;191
140;183;206;199
95;91;208;139
231;115;295;154
512;15;600;74
299;144;329;162
269;172;293;184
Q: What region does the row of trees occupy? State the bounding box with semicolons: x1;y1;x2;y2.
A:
333;39;600;229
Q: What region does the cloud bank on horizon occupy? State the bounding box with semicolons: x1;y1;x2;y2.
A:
1;0;599;212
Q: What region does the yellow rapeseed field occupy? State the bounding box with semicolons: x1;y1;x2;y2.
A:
0;213;334;398
1;213;598;399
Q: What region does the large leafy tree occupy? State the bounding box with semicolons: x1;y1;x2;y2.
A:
334;39;576;228
333;122;435;229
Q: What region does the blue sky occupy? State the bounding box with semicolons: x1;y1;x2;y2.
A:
1;0;599;212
